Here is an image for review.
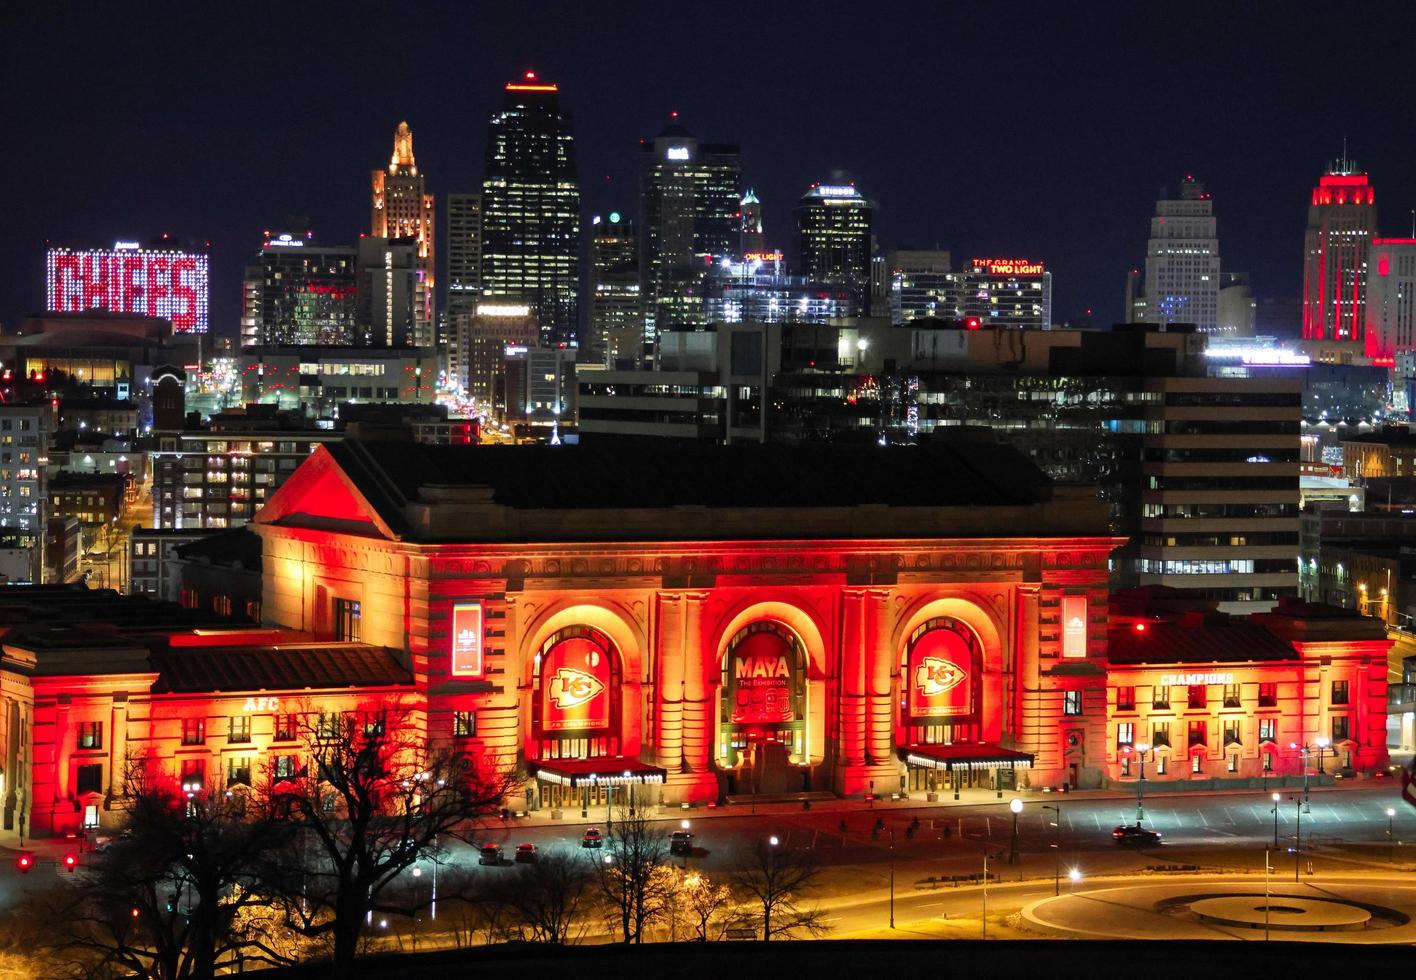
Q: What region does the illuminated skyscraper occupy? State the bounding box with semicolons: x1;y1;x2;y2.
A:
480;72;581;348
796;183;872;312
1302;156;1378;344
1135;177;1220;331
587;213;642;366
639;122;741;354
740;189;764;254
371;122;435;347
445;192;483;319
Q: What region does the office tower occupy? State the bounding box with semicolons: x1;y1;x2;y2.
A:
740;189;764;254
1365;238;1416;359
446;192;483;319
888;249;953;324
1303;156;1378;344
355;237;419;348
480;72;581;348
796;183;872;311
587;213;642;365
371;122;435;348
704;256;858;324
959;258;1052;330
251;233;358;346
1216;272;1256;337
447;304;539;409
1134;177;1220;330
639;122;741;353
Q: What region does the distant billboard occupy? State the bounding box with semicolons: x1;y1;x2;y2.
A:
46;245;209;333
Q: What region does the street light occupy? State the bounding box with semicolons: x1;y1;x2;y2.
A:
1008;798;1023;865
888;828;896;929
1068;867;1082;893
1270;792;1281;849
1293;795;1303;883
1388;807;1397;864
1041;803;1061;895
1290;741;1315;813
1133;741;1151;823
1314;736;1330;781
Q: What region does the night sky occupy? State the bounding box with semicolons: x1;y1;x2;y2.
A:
7;1;1416;337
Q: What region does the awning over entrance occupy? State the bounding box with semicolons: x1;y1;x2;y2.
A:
530;756;668;788
903;743;1035;772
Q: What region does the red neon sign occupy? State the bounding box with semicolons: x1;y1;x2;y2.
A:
907;627;974;719
971;257;1045;276
450;602;484;677
1062;595;1088;658
541;636;612;732
46;248;209;333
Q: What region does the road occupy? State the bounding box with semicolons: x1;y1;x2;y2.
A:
446;785;1414;887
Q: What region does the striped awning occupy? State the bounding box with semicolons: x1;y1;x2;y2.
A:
903;742;1034;772
530;756;667;788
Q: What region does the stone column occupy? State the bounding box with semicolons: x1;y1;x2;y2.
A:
53;698;72;807
107;697;128;800
839;590;868;767
1015;586;1041;754
865;589;894;766
679;593;711;773
654;593;684;773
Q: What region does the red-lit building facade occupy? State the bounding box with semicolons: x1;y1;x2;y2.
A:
250;441;1119;809
1105;589;1390;784
0;442;1394;842
1302;163;1378;347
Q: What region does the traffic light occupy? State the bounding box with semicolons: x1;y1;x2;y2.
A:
62;853;77;872
15;852;33;873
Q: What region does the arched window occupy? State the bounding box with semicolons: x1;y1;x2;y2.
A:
717;622;807;766
900;617;981;747
532;626;621;760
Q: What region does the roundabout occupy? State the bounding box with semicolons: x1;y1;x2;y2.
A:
1021;875;1416;943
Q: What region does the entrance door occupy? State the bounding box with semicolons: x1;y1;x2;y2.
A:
751;741;795;796
1067;763;1079;789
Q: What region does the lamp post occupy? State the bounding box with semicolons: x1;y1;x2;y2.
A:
1042;803;1061;895
680;819;692;869
1314;736;1330;785
1270;792;1281;849
1069;867;1082;892
1290;741;1312;813
1388;807;1397;864
1133;741;1151;823
1293;795;1303;883
1008;798;1022;865
888;828;896;929
1264;849;1272;942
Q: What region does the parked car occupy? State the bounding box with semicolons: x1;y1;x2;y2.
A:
514;843;538;863
478;843;505;865
1111;824;1162;846
670;831;694;856
581;828;604;849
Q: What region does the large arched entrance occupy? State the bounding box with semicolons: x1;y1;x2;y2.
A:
898;616;1031;797
716;621;810;796
532;625;622;811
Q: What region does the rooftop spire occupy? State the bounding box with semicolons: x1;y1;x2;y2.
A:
390;121;416;173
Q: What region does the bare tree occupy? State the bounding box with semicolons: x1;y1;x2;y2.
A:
595;803;674;943
730;838;829;942
40;757;294;979
495;851;596;943
270;699;517;979
681;870;735;941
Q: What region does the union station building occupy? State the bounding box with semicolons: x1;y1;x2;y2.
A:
0;440;1394;839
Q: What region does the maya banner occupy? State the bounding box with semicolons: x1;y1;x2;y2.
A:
727;628;800;726
450;602;484;677
541;636;612;733
907;626;975;719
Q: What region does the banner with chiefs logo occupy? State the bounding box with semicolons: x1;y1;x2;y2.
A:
540;636;613;733
726;627;802;726
907;626;976;720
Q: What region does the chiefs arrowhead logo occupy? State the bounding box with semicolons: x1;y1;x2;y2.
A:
914;656;966;698
548;667;606;711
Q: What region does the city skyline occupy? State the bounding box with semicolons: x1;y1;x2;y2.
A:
9;2;1416;336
